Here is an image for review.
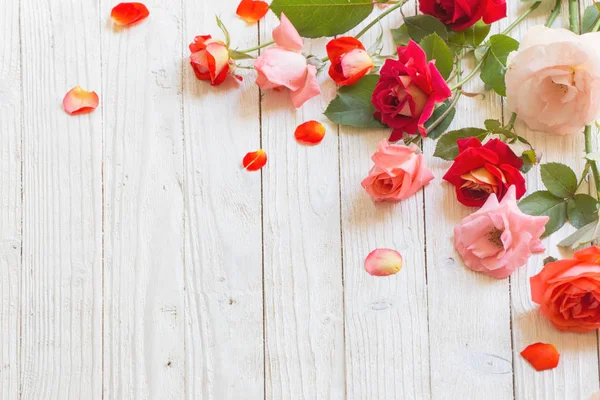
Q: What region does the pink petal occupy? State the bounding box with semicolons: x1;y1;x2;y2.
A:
290;65;320;108
365;248;403;276
63;86;99;115
273;12;303;52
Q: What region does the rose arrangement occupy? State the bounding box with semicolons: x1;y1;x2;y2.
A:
184;0;600;337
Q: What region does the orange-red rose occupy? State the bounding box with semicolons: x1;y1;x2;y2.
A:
531;246;600;333
326;37;374;86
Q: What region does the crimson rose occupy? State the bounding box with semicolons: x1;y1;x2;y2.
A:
443;138;526;207
371;41;451;141
419;0;507;30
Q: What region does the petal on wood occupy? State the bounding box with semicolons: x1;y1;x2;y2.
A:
236;0;269;23
520;343;560;371
294;120;326;144
364;248;403;276
111;2;149;26
243;149;267;171
62;86;99;115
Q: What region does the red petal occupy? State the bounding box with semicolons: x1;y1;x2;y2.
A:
63;86;99;115
326;37;366;62
236;0;269;23
294;121;326;144
111;2;149;26
243;149;267;171
520;343;560;371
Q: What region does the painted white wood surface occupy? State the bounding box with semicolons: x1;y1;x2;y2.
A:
0;1;22;399
3;1;600;399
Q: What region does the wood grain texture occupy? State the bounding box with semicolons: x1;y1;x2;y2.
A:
0;0;22;398
101;0;185;398
182;4;264;399
422;23;514;400
340;6;432;400
260;16;345;400
503;3;600;399
20;0;103;398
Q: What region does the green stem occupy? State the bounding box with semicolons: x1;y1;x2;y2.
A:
356;0;407;39
569;0;580;34
237;40;275;54
426;90;462;134
546;0;561;27
584;125;600;199
506;112;517;131
502;1;542;36
449;59;483;91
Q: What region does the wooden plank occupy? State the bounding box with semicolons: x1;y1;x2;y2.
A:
0;0;22;398
100;0;185;398
20;0;103;398
182;3;264;399
340;5;431;399
504;3;600;398
260;16;345;400
423;23;513;400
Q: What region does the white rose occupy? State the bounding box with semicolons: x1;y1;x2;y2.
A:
505;26;600;135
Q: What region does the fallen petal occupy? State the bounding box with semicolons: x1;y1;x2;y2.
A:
236;0;269;24
63;86;99;115
520;343;560;371
365;248;403;276
294;120;326;144
111;2;150;26
243;149;267;171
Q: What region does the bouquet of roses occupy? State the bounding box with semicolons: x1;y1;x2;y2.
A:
189;0;600;338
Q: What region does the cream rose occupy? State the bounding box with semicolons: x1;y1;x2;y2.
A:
505;26;600;135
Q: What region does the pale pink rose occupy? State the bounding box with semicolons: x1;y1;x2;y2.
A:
361;139;434;202
590;393;600;400
454;186;549;279
506;26;600;135
254;13;320;108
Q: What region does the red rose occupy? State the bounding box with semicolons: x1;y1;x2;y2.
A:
189;35;233;86
371;41;451;141
326;37;374;86
443;138;526;207
419;0;506;30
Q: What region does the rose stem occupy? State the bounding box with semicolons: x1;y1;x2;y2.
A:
584;126;600;199
237;40;275;54
449;1;542;91
321;0;409;62
568;0;580;34
546;0;562;27
425;90;462;134
506;112;517;131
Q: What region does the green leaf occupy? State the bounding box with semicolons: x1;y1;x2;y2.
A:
484;119;501;131
480;34;519;96
433;128;488;160
518;191;567;237
543;256;558;265
520;150;536;173
462;21;491;47
391;24;410;47
582;3;600;33
425;100;456;140
324;75;386;128
404;15;448;42
567;193;599;228
216;16;231;47
420;33;453;79
558;219;600;249
540;162;578;198
229;50;255;60
269;0;374;38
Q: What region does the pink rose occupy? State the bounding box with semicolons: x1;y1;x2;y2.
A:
254;13;320;108
506;26;600;135
454;186;548;279
361;139;434;202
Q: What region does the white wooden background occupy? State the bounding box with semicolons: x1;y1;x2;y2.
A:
1;0;599;399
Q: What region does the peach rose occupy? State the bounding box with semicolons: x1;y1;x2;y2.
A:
361;139;434;202
254;13;320;108
454;186;548;279
506;26;600;135
531;246;600;333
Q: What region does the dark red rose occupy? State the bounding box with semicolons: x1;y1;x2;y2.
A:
419;0;506;30
371;41;451;141
443;138;526;207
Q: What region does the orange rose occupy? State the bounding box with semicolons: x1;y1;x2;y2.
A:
530;246;600;333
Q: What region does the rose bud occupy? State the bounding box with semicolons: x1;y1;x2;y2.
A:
189;35;234;86
419;0;506;30
326;37;374;86
531;246;600;333
371;41;451;141
443;138;526;207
